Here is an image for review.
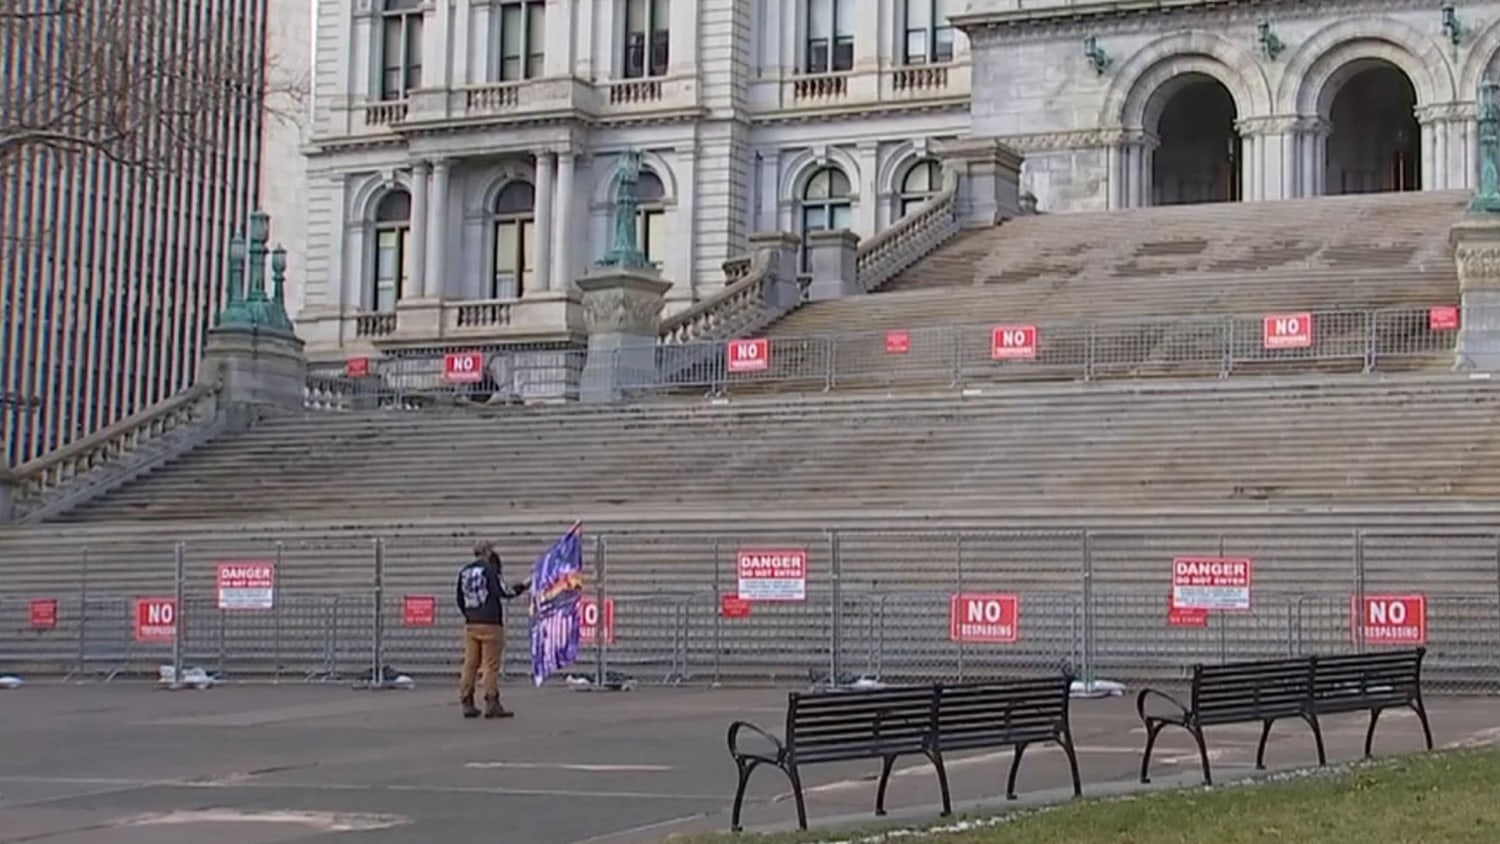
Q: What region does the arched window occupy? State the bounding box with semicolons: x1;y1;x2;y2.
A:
492;181;535;298
634;170;667;267
798;166;853;269
898;159;942;217
371;190;411;311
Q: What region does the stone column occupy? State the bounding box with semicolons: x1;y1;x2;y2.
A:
1240;133;1259;202
1452;216;1500;370
453;0;472;84
1106;143;1124;210
805;229;861;301
1125;144;1143;207
577;268;672;403
1421;121;1438;190
1280;131;1297;199
550;152;576;292
426;158;451;296
409;161;430;299
532;152;556;293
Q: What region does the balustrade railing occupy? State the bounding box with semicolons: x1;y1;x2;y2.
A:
3;380;222;522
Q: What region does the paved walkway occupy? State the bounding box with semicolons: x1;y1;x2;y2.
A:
1;682;1497;844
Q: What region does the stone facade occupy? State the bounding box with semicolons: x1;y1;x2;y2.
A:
958;0;1500;212
299;0;975;358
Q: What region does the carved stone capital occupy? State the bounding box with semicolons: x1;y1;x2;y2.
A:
577;269;672;336
1451;216;1500;292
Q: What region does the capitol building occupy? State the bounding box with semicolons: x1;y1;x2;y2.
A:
298;0;1500;357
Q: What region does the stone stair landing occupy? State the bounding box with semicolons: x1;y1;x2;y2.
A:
770;191;1466;337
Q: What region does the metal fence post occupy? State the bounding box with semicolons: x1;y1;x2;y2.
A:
171;541;185;686
955;532;966;682
1216;533;1228;661
824;336;836;392
712;537;722;685
594;534;609;684
73;546;90;679
949;329;963;388
371;537;386;687
1080;530;1095;686
1220;317;1234;378
1084;325;1096;382
273;541;284;683
828;531;842;686
1353;529;1366;653
1362;311;1378;372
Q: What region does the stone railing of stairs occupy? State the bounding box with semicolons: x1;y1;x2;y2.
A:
0;380;227;525
653;170;962;386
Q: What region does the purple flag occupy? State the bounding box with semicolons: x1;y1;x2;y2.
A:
528;523;585;686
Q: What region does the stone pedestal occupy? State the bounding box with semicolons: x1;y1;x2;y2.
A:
1451;216;1500;371
198;325;308;427
394;297;444;338
805;229;862;301
936;137;1024;227
747;231;803;310
577;268;672;403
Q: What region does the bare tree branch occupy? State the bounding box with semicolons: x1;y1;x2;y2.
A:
0;0;307;184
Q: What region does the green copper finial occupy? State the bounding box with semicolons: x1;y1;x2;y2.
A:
271;246;288;307
1471;79;1500;213
214;210;295;334
595;149;652;270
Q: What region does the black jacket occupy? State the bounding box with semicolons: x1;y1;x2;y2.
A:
455;559;527;625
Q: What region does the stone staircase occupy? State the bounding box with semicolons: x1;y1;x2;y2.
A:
45;374;1500;525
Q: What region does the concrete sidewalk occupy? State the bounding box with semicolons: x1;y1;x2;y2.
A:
0;682;1496;844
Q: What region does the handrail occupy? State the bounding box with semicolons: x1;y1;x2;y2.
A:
858;168;960;293
658;250;774;344
7;380;220;500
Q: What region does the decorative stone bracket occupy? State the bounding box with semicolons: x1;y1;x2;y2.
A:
1451;215;1500;371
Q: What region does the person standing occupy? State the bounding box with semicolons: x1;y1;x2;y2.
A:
456;541;529;719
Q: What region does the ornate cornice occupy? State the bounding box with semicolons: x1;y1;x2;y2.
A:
958;0;1448;45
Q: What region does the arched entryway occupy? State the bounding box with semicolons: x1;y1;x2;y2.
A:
1149;74;1242;205
1323;60;1420;194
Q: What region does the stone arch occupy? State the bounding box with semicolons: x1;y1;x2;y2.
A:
348;171;412;223
778;145;862;203
1458;16;1500;98
876;139;936;196
472;159;538;218
1277;18;1455;116
589;150;680;207
1101;31;1271;129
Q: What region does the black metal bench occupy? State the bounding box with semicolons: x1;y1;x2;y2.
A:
726;674;1078;831
1309;648;1432;758
1137;648;1431;786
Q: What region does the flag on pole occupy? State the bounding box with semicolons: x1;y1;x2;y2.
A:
528;522;585;687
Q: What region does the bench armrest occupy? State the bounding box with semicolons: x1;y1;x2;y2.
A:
728;720;786;765
1136;687;1191;725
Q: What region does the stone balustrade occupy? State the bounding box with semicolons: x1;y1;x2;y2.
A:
854;168;962;293
1;380;222;523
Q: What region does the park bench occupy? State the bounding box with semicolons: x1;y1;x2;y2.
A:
725;673;1079;831
1137;648;1430;786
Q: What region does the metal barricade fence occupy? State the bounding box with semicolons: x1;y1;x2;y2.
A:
4;527;1499;692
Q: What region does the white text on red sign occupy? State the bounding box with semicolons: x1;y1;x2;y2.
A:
1353;594;1426;645
949;594;1019;643
990;325;1037;360
443;352;484;383
726;338;770;373
1262;313;1313;349
1172;557;1251;586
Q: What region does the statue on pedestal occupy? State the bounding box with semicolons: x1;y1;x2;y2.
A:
595;150;653;270
1471;80;1500;214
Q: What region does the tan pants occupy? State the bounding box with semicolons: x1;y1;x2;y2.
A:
458;623;505;702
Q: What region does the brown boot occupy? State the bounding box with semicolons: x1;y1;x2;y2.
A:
483;694;513;719
461;694;480;719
